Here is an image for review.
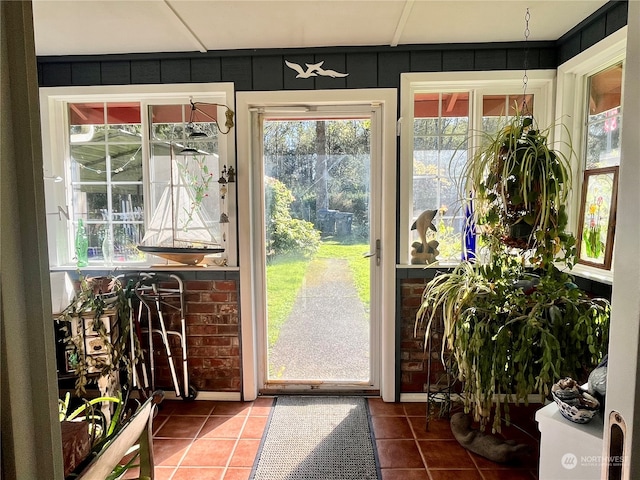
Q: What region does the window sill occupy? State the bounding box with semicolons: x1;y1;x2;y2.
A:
396;261;459;269
50;263;240;273
396;261;613;287
568;263;613;286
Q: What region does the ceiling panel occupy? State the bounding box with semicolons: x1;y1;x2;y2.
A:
32;0;609;57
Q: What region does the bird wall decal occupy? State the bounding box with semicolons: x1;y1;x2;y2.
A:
285;60;349;78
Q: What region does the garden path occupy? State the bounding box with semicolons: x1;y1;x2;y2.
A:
268;256;370;382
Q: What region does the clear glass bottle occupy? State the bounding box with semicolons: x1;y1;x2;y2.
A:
75;219;89;267
102;228;114;266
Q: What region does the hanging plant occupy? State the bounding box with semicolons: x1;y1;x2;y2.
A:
464;113;576;269
416;112;610;432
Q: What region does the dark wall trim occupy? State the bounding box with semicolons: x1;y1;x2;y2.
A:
557;0;628;65
38;41;558;91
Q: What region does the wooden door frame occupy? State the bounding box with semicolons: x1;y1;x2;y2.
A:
236;89;397;401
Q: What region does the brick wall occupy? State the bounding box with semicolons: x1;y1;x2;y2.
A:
400;279;428;392
399;278;448;394
149;278;241;393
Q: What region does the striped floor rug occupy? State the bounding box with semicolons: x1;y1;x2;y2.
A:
250;396;380;480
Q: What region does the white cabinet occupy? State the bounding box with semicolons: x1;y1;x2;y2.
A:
536;401;604;479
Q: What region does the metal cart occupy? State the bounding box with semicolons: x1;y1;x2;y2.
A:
134;273;196;400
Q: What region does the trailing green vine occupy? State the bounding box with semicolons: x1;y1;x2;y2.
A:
416;114;611;432
57;275;144;396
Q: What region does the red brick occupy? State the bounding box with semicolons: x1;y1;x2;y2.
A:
213;280;237;292
188;325;217;335
187;303;217;314
185;281;213;291
206;292;231;303
217;325;239;335
402;361;425;372
403;296;423;308
185;293;201;303
219;304;238;315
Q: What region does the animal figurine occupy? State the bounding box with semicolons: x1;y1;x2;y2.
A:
411;240;439;265
411;209;437;249
410;209;439;264
450;412;531;464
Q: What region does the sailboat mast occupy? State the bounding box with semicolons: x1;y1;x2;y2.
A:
170;144;177;247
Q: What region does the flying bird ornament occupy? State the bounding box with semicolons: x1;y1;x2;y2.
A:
285;60;349;78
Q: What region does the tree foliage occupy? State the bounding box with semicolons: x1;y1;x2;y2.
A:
263;119;370;237
265;176;320;257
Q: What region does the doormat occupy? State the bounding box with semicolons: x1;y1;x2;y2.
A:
250;396;380;480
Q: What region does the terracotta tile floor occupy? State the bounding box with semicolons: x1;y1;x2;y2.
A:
122;397;540;480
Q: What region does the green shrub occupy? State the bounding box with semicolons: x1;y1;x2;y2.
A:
265;177;320;257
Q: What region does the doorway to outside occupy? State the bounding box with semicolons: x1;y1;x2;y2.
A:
237;89;397;400
263;112;373;389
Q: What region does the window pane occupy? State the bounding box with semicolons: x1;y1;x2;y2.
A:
70;144;106;182
69;101;144;265
414;118;438;136
589;64;623;116
111;184;144;217
107;125;143;142
412;92;469;262
70;125;106;143
483;94;534;117
441;93;469;119
69;103;104;125
72;184;108;221
586;63;623;170
413;135;439;152
586;113;622;169
150;105;186;140
111;145;143;181
149;102;225;247
579;171;615;265
84;222;106;259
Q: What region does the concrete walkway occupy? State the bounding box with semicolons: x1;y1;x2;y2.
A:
268;256;370;382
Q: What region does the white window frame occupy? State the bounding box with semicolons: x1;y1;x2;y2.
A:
556;27;627;284
39;83;237;268
399;71;556;266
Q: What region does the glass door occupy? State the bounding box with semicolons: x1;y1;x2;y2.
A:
257;105;381;392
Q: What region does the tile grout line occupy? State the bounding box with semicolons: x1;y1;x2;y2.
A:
404;405;435;479
220;403;254;477
162;403;216;479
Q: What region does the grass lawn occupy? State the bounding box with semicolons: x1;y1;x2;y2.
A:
266;254;310;348
266;240;370;348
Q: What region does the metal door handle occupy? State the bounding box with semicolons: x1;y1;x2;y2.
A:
363;239;380;265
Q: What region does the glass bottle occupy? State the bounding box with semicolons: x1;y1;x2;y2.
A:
102;228;114;266
75;219;89;267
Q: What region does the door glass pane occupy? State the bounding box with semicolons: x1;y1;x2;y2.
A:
264;117;372;384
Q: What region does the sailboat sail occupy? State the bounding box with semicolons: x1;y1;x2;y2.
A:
141;158;221;248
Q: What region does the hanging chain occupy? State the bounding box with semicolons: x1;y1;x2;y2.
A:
522;8;531;115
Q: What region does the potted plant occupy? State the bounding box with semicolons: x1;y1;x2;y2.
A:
57;275;143;396
415;113;610;432
465;114;575;268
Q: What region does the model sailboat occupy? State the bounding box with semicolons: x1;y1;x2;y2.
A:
138;149;224;265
